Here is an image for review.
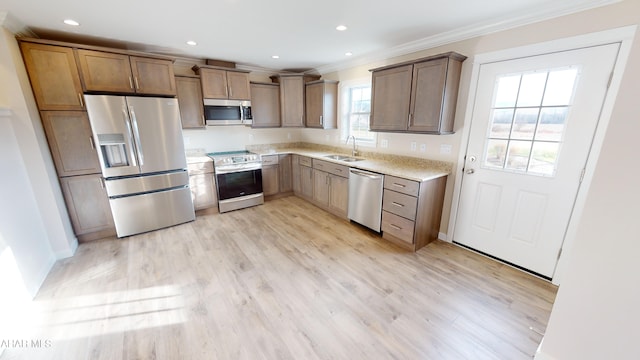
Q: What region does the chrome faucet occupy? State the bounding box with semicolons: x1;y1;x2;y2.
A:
346;135;358;156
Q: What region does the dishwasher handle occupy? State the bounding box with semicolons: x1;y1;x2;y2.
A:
349;168;383;180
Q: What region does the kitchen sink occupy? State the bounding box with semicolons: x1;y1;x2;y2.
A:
324;154;364;162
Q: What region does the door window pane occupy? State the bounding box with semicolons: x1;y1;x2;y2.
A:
505;141;532;171
512;108;539;140
485;139;508;168
489;108;514;139
543;69;578;106
516;73;547;107
494;75;520;107
536;107;568;142
529;142;560;176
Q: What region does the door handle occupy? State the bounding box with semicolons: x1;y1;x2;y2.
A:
129;106;144;166
466;169;475;174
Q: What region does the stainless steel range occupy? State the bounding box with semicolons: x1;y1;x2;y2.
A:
208;150;264;213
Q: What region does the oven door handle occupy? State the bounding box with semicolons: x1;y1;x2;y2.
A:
215;163;262;175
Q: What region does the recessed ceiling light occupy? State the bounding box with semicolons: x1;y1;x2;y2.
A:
336;25;348;31
271;55;280;59
186;41;197;46
345;52;353;56
63;19;80;26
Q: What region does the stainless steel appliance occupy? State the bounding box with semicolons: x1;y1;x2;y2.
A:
348;168;384;232
85;95;195;237
208;151;263;213
204;99;252;126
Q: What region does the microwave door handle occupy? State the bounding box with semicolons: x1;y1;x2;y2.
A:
128;106;144;166
122;108;137;167
239;105;244;123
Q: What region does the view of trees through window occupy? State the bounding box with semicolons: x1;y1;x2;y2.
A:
484;68;578;176
346;85;374;143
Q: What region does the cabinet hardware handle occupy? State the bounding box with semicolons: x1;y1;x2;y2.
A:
226;85;230;98
129;77;134;89
134;77;140;90
408;113;412;127
99;177;105;189
78;93;84;108
335;168;342;172
88;136;95;149
392;202;404;207
320;115;323;125
393;183;406;188
390;224;402;230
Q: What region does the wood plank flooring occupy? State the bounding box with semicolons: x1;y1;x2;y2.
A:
2;196;557;360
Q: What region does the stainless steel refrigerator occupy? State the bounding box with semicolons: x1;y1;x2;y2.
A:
85;95;195;237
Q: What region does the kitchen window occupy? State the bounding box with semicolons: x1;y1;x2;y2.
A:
341;81;376;146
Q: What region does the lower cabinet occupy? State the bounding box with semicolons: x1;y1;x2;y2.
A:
59;174;115;238
311;159;349;218
262;164;280;196
381;174;447;251
187;160;217;211
262;154;294;197
278;154;293;193
293;155;314;201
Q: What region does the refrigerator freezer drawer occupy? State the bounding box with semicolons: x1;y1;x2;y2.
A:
105;170;189;197
109;186;195;237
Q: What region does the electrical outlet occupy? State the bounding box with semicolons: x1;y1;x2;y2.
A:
325;134;330;141
410;142;417;151
419;144;426;152
440;144;452;154
381;139;389;148
249;134;254;142
287;132;291;140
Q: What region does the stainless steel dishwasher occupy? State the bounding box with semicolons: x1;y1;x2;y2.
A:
348;168;384;232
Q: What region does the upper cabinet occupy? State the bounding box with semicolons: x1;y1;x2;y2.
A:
19;42;85;111
370;52;466;134
76;49;176;96
305;80;338;129
270;74;320;128
175;75;205;129
250;82;281;128
193;66;251;100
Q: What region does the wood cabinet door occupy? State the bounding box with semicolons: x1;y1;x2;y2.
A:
76;49;134;93
370;64;413;131
227;71;251;100
328;175;349;217
278;154;293;193
59;174;114;235
20;42;85;111
250;82;281;127
200;68;228;99
305;82;323;128
300;165;314;199
408;58;447;132
176;76;205;128
130;56;176;96
280;76;305;127
262;165;280;196
40;111;101;177
313;170;329;206
292;155;301;194
189;173;217;210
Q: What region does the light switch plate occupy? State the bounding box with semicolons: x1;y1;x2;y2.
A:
420;144;426;152
410;142;417;151
287;132;291;140
381;139;389;148
325;134;330;141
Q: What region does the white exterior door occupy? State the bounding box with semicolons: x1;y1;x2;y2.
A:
454;44;619;278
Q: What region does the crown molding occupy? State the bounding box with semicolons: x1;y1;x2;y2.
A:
315;0;621;74
0;11;36;37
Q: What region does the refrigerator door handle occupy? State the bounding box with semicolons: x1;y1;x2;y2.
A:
122;107;138;167
128;106;145;166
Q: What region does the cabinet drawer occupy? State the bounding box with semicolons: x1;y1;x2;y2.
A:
384;175;420;197
312;159;349;178
382;211;415;244
299;156;312;167
187;161;213;175
383;189;418;220
261;154;279;165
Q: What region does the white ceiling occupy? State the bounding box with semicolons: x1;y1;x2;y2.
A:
0;0;618;72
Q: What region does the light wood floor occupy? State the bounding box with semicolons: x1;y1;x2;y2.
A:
2;196;557;360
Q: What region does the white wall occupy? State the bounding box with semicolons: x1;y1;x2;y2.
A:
0;20;77;301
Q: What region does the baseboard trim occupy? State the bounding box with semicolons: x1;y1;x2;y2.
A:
438;232;447;241
54;238;78;259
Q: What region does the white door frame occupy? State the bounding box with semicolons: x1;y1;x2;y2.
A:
447;25;636;285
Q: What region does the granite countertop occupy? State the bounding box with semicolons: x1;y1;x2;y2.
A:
252;147;451;182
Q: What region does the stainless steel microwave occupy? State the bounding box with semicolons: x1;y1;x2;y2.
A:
204;99;252;126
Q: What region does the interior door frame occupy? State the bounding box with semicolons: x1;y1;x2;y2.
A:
447;25;636;285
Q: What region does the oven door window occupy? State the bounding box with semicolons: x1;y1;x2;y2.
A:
216;169;263;200
204;105;241;120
